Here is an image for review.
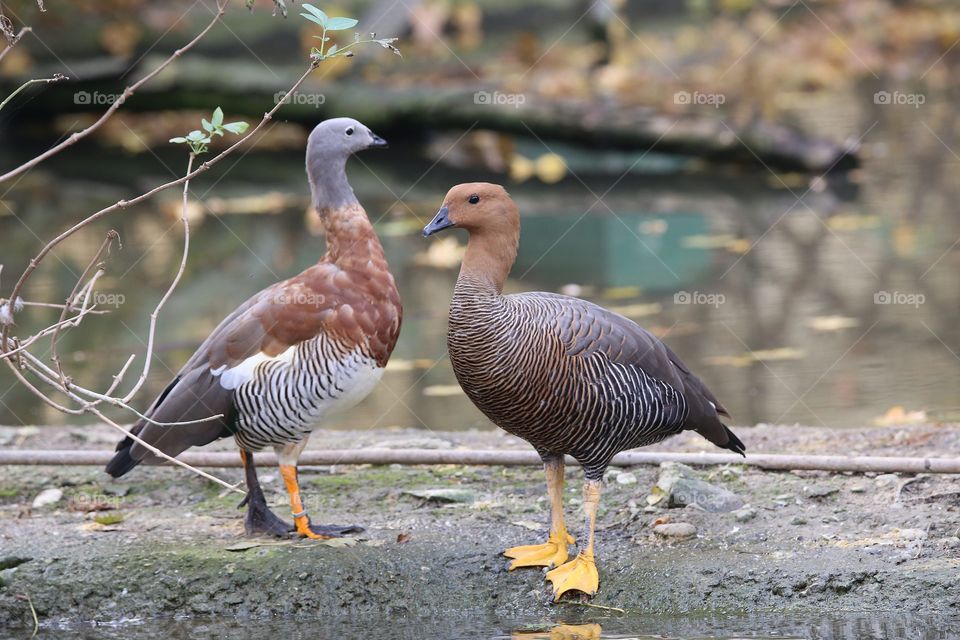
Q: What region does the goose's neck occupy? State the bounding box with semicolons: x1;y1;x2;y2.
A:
455;228;519;297
308;155;357;211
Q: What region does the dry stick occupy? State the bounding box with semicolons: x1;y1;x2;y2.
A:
0;3;227;184
3;448;960;474
0;74;66;113
5;354;239;492
3;162;238;491
0;60;320;352
50;232;117;389
119;155;193;404
0;26;32;65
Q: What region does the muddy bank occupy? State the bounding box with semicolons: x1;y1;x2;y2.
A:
0;423;959;629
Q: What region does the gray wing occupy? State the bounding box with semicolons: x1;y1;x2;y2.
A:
520;292;742;453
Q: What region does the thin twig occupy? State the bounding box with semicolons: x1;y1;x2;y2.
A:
561;601;627;614
119;154;193;403
0;2;228;184
15;593;39;638
0;73;65;113
0;26;31;65
50;232;117;389
0;60;320;350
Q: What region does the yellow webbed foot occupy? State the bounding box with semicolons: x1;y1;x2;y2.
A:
504;531;575;570
545;552;599;600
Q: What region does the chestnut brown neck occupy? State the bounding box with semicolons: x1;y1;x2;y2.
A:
319;203;388;269
457;225;519;295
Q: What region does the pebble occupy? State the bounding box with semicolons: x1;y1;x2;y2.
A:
733;507;757;522
790;516;807;525
803;484;839;499
940;537;960;549
653;522;697;539
31;488;63;508
849;484;867;494
615;472;638;485
875;474;899;488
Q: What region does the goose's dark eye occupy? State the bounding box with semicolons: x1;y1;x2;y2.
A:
468;195;480;204
345;127;354;136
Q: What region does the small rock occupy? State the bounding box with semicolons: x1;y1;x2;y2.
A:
875;474;899;488
653;522;697;539
849;484;867;494
734;507;757;522
616;472;637;485
894;528;927;541
803;484;839;499
31;488;63;508
652;462;744;513
773;493;792;502
403;488;475;504
790;516;807;525
940;537;960;549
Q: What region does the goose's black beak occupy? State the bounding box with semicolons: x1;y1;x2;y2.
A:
423;206;454;237
368;133;388;149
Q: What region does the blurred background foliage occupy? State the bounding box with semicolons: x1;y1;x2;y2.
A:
0;0;957;432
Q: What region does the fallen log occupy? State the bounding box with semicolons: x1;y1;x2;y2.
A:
1;448;958;474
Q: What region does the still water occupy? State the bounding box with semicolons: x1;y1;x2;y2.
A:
35;613;960;639
0;94;958;431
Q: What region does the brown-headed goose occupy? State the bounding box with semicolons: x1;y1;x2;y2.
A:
423;182;744;599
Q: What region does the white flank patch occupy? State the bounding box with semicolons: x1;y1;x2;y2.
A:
212;347;296;390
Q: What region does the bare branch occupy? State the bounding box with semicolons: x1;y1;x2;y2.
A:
0;2;228;184
0;60;319;350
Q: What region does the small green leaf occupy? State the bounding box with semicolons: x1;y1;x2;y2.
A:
327;43;338;56
169;137;187;144
212;107;224;127
301;4;328;25
325;16;358;31
201;118;213;132
222;121;249;135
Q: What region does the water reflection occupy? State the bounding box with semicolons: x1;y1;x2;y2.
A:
30;613;959;639
0;95;958;430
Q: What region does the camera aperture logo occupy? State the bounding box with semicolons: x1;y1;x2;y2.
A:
273;91;326;108
874;291;924;309
673;90;725;108
74;91;121;106
474;90;525;108
674;291;725;308
873;91;925;108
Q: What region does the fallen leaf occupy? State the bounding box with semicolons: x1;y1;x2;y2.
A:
319;537;358;548
396;533;412;544
225;541;263;552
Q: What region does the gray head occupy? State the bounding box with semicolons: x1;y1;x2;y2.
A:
306;117;388;209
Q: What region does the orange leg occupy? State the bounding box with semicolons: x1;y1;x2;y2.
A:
280;464;330;540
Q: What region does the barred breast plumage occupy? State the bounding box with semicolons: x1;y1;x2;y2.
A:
106;118;400;540
424;181;744;600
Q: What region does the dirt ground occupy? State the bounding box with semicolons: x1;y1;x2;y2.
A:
1;422;959;631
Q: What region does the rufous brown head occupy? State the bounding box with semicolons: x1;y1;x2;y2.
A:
422;183;519;238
